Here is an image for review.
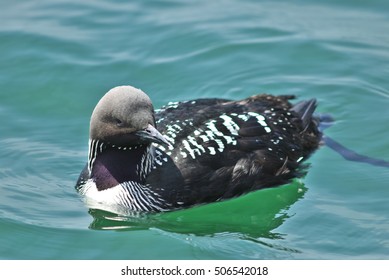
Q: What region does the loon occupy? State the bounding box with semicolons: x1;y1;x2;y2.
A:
76;85;321;212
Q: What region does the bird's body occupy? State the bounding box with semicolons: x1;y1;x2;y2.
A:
76;86;321;212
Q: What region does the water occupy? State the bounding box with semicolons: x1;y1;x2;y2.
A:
1;0;389;260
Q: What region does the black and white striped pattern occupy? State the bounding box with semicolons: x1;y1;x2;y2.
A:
84;139;171;211
137;146;156;179
79;179;171;212
156;111;272;160
117;181;171;211
88;139;105;173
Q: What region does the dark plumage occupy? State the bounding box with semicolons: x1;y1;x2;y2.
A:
76;85;321;212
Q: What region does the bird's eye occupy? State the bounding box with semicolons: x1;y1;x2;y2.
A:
115;118;123;127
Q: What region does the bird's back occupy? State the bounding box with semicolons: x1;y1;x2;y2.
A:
146;94;321;208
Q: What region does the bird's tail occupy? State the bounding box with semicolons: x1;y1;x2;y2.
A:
291;99;317;131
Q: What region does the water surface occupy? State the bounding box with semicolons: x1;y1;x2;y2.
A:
1;0;389;259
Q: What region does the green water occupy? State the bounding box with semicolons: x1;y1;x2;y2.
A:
1;0;389;259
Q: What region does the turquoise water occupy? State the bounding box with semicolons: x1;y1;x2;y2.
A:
1;0;389;259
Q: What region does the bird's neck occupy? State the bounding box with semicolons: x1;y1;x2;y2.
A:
88;139;154;191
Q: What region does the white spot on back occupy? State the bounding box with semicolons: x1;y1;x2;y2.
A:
206;120;224;137
187;136;206;153
220;114;240;135
199;135;209;142
237;114;249;121
208;147;216;155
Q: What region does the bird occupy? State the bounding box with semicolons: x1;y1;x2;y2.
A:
76;85;321;212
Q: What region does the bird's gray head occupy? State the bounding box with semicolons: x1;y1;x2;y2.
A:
90;85;169;147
